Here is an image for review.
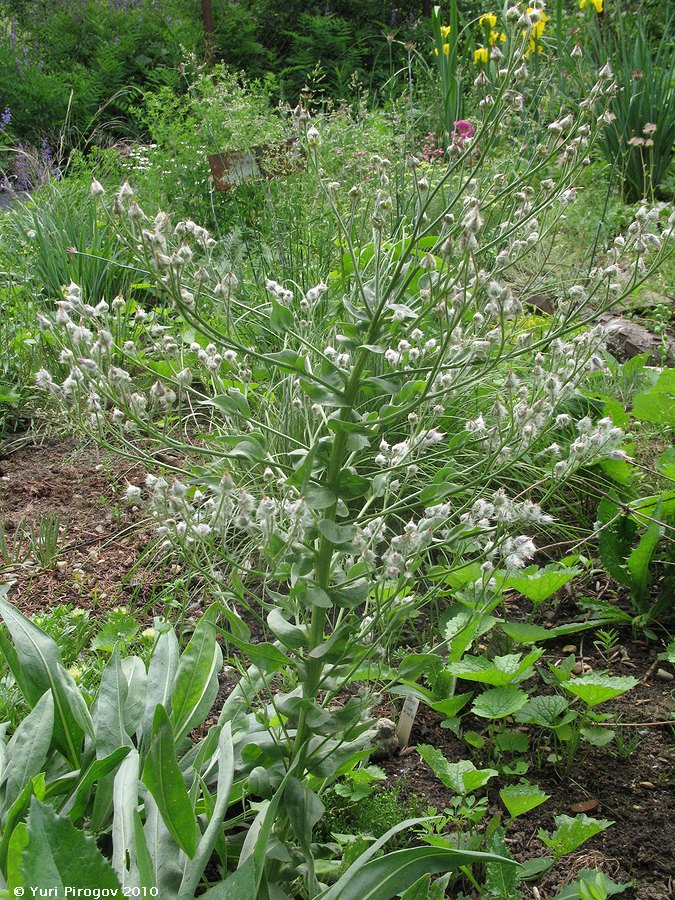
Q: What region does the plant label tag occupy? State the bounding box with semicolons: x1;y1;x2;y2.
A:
396;696;419;748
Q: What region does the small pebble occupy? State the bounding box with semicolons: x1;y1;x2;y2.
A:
639;781;656;790
562;644;577;653
95;524;105;534
572;661;593;675
56;561;67;571
656;668;673;682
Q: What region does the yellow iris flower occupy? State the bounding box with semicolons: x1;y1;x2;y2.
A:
479;12;497;28
579;0;603;11
434;42;451;56
474;46;489;64
489;29;506;45
440;24;452;38
523;7;547;55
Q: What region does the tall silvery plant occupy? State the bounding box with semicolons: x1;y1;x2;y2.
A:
35;10;673;896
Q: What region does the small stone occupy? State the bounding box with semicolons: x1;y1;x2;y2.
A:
656;668;673;682
95;524;105;534
56;561;67;572
562;644;577;653
572;661;592;674
570;799;599;813
639;781;656;790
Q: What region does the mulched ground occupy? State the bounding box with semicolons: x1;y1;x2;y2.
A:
0;437;673;899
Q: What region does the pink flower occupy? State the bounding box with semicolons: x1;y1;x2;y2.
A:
451;119;475;141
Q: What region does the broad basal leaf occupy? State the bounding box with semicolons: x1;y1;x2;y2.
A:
538;814;613;860
471;687;529;720
499;781;550;818
417;747;497;795
563;674;638;708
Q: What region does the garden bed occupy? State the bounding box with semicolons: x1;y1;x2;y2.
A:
1;437;672;899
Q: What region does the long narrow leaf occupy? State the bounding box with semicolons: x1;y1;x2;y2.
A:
142;706;196;859
177;722;234;900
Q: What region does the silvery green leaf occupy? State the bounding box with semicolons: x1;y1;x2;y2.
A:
90;647;132;831
93;647;133;754
2;690;54;810
144;793;184;895
142;621;179;745
170;606;222;744
121;656;147;738
112;748;140;889
177;722;234;900
0;591;92;765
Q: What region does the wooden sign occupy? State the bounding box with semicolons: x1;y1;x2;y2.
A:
208;139;304;190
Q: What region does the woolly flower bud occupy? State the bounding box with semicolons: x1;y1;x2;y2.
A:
90;179;105;197
128;201;146;223
124;484;142;503
306;126;322;147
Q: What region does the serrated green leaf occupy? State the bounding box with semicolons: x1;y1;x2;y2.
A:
417;747;497;795
499;781;550;818
538;814;613;861
506;564;580;604
563;674;638;708
448;651;543;686
471;687;529;720
484;826;522;900
514;695;571;727
21;798;122;894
